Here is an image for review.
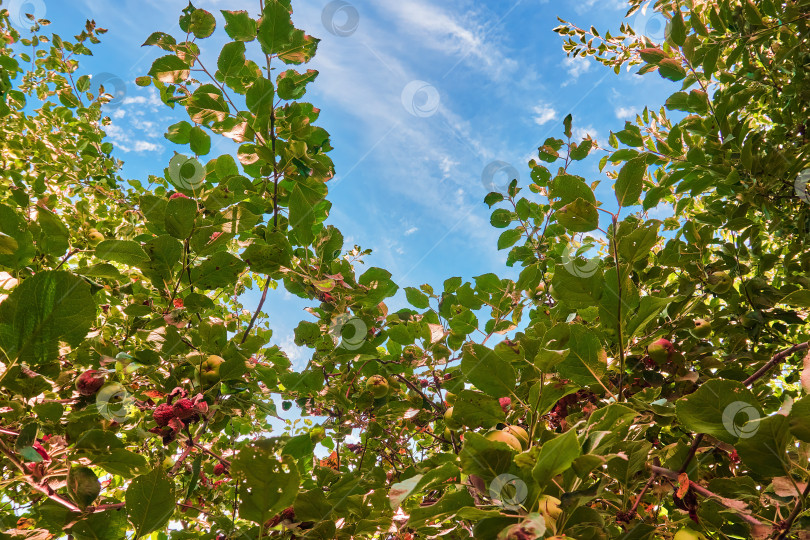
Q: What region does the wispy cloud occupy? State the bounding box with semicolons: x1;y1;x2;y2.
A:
533;102;557;126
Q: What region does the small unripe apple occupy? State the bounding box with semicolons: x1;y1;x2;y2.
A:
673;528;708;540
538;494;562;520
200;355;225;385
690;318;712;338
365;375;389;398
503;425;529;450
444;406;462;430
707;271;732;294
443;427;454;440
444;391;456;404
87;228;104;246
741;310;763;329
485;430;522;452
75;370;105;396
647;338;674;365
309;426;326;443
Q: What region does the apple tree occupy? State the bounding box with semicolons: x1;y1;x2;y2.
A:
0;0;809;539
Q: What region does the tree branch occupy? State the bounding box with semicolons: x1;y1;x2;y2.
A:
651;465;764;528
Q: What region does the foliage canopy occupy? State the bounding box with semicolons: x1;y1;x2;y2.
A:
0;0;809;538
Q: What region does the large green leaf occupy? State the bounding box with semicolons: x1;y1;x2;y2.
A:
0;271;95;365
164;196;197;239
460;342;516;398
453;390;505;429
256;1;294;56
459;432;517;483
532;429;581;487
675;380;763;445
125;469;175;537
232;446;299;525
222;10;257;42
734;414;791;478
788;396;810;442
70;509;128;540
555;197;598;232
95;240;150;266
614;157;646;207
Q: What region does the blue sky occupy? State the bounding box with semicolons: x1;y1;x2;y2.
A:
7;0;676;371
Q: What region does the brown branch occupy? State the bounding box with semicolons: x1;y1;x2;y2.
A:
777;480;810;540
651;465;764;528
0;438;82;513
743;342;810;387
240;277;271;344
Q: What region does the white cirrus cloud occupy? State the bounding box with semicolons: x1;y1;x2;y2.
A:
532;102;557;126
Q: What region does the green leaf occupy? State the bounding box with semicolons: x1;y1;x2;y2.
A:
70;509;128;540
657;58;686;81
95;240;149;266
404;287;430;309
147;55;189;84
624;296;677;342
125;469;175;537
188;8;216;38
0;203;35;269
277;69;318;100
165;121;192;144
459;432;516;482
490;208;513;228
242;232;292;273
142;31;176;50
617;220;660;262
550;263;603;306
460;343;516;398
555;197;598;232
668;9;686;46
532;429;581;487
453;390;506;429
36;207;69;257
257;1;295;56
614;157;646;207
191;252;246;290
497;229;522;250
187;84;229;127
232;446;299;525
0;271;95;366
188;126;211;156
557;324;607;386
779;290;810;308
675;379;763;445
217;41;246;79
788;396;810;442
734;414;790;478
222;10;257;41
164;196;197;239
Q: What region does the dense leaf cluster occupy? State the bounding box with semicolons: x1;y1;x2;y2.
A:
0;0;809;538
